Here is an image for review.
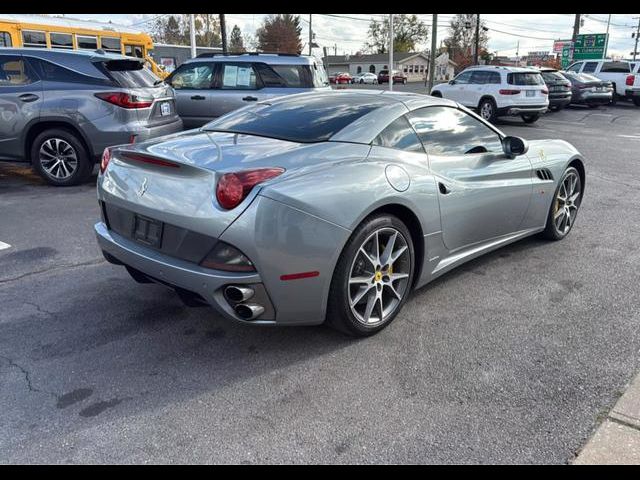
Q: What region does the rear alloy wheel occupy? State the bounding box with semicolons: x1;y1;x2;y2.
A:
542;166;582;241
478;98;497;122
31;129;92;186
521;113;540;123
326;214;414;337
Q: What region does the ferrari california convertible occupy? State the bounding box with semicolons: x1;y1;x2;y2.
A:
95;90;585;336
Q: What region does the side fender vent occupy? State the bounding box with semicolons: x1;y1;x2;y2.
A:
535;168;554;181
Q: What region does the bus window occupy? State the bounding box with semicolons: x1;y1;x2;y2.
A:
77;35;98;50
100;37;121;53
50;32;73;49
0;32;12;47
22;30;47;48
125;45;143;59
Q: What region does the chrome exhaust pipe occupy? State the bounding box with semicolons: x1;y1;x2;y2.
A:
224;285;255;303
234;303;265;320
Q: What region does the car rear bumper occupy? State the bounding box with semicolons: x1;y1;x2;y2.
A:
576;92;612;104
500;105;548;116
95;221;277;325
549;96;571;107
625;88;640;97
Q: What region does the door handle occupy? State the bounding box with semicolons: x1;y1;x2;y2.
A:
242;96;258;101
19;93;39;103
190;95;206;100
438;182;452;195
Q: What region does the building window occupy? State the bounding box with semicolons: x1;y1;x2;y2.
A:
369;64;375;73
357;66;362;74
420;65;425;73
22;30;47;48
403;66;408;73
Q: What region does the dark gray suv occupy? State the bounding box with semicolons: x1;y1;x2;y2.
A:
0;48;182;185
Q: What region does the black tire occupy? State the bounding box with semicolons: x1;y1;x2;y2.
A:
633;97;640;107
521;113;540;124
478;97;497;122
31;128;92;186
359;79;364;84
431;91;442;98
326;213;415;337
541;166;582;241
610;86;618;105
548;105;559;112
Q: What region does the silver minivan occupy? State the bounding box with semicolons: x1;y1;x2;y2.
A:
164;53;331;128
0;48;182;185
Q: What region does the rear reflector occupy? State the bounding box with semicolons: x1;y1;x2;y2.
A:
95;92;153;109
119;151;180;168
626;75;635;86
499;89;521;95
280;271;320;281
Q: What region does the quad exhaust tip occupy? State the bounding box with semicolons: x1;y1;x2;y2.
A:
224;285;254;303
234;303;265;320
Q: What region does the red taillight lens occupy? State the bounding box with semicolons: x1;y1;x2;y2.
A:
95;92;153;109
119;151;180;169
626;75;635;86
100;147;111;174
499;89;521;95
216;168;285;210
541;87;549;95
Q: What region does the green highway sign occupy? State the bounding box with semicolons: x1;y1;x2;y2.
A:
561;44;573;68
573;33;608;60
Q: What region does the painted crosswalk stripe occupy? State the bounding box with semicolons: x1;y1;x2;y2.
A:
0;241;11;251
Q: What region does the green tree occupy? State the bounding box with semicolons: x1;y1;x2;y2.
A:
443;14;489;70
256;14;303;53
363;15;429;54
229;25;245;53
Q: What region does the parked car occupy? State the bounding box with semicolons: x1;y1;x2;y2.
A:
328;72;351;85
430;65;549;123
561;71;613;108
165;53;330;128
0;48;182;186
565;59;640;106
538;67;572;111
352;72;378;84
378;69;407;84
96;90;585;337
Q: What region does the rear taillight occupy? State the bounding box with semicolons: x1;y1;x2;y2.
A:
95;92;153;109
541;87;549;95
626;75;635;86
499;89;521;95
100;147;111;174
216;168;285;210
119;151;180;169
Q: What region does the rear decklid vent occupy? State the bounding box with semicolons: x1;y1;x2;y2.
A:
535;168;554;181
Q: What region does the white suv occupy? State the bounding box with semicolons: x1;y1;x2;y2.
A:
565;59;640;106
430;66;549;123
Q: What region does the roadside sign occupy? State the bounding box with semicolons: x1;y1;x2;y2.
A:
561;44;573;68
573;33;608;60
553;40;572;53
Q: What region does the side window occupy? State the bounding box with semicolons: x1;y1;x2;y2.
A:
566;62;582;73
373;115;424;153
21;30;46;48
76;35;98;50
470;71;488;84
0;56;35;86
168;63;214;89
50;33;73;49
454;71;472;84
407;106;503;156
220;63;258;90
100;37;122;54
488;72;501;84
600;61;630;73
583;62;598;73
27;57;104;85
0;32;12;47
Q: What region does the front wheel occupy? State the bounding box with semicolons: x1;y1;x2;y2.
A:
521;113;540;123
326;214;414;337
541;167;582;241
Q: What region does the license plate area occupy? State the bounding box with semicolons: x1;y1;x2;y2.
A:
526;90;536;97
133;214;164;248
160;102;171;116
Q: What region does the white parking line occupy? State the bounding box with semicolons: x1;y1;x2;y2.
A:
0;241;11;251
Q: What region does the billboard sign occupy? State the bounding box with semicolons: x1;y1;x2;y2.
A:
553;39;572;53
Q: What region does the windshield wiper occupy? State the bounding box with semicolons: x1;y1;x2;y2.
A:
153;79;164;86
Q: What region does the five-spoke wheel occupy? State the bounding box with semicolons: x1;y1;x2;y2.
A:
543;166;582;240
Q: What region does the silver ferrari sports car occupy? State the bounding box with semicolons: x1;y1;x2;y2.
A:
95;90;585;336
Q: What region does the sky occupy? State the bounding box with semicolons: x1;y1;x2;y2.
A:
52;13;640;60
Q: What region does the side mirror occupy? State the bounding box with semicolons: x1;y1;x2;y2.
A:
502;136;529;158
448;80;456;85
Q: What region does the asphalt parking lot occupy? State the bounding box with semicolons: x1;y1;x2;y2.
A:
1;94;639;464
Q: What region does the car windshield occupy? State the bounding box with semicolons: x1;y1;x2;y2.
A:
202;95;383;143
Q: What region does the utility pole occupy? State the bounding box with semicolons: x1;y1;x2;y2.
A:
428;14;437;92
334;44;337;56
190;14;196;59
603;14;611;59
474;14;480;65
220;14;227;54
388;14;394;92
571;14;581;63
633;17;640;61
308;14;313;56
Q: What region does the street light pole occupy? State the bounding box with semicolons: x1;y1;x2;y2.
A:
428;14;437;92
389;14;394;92
603;14;611;59
571;14;581;63
474;14;480;65
220;14;227;54
190;14;196;59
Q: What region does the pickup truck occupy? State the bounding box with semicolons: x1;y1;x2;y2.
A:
565;60;640;106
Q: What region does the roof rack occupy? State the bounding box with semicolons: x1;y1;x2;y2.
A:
196;51;302;58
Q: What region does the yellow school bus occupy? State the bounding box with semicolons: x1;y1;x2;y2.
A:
0;14;168;78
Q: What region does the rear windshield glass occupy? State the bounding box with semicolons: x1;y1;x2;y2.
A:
203;95;383;143
103;60;159;88
507;72;545;86
541;71;567;83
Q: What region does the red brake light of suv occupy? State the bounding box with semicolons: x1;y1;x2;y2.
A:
626;75;635;86
541;87;549;95
499;89;521;95
100;147;111;174
95;92;153;109
216;168;285;210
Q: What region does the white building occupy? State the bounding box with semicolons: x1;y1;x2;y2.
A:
324;51;432;82
433;52;457;81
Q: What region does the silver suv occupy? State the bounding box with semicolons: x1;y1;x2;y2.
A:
0;48;182;185
165;52;331;128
